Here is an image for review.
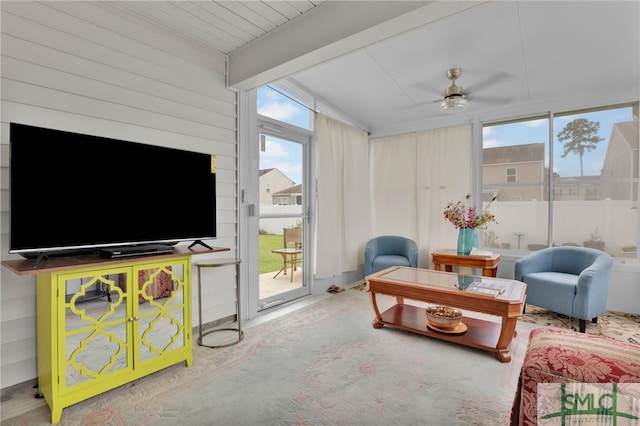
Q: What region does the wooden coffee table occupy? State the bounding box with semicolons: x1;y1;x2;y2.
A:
365;266;526;362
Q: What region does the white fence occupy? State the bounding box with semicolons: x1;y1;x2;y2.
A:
259;205;302;235
483;199;638;257
258;200;638;257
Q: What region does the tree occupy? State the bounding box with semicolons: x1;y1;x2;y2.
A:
557;118;604;176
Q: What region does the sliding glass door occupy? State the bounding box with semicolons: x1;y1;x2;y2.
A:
242;84;315;315
256;124;311;310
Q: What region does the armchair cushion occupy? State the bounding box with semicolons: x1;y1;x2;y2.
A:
364;235;419;276
520;272;578;313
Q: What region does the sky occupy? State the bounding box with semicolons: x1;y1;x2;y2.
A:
483;107;633;177
257;86;310;184
259;85;634;181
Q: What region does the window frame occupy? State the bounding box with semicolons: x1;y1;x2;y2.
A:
480;102;639;258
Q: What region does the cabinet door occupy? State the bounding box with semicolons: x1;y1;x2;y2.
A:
133;259;190;364
60;267;133;392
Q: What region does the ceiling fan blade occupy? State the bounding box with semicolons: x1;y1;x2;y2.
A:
398;98;441;111
465;71;514;93
466;95;514;104
410;81;443;98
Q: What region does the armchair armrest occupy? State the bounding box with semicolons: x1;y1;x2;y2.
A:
576;254;613;292
404;241;419;268
574;254;613;318
364;239;379;276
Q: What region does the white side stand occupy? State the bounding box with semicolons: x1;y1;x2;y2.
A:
195;258;244;348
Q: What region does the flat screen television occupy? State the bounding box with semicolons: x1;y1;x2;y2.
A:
9;123;217;259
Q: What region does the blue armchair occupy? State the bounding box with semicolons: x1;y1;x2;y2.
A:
364;236;419;276
514;246;613;333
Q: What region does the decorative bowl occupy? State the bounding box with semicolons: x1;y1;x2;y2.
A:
426;306;463;330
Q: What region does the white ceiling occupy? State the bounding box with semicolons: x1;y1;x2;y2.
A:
111;1;640;136
102;0;326;54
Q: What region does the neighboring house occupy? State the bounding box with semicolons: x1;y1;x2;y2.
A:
552;175;603;201
273;184;302;205
259;168;295;206
482;143;545;201
601;117;640;201
482;123;640;202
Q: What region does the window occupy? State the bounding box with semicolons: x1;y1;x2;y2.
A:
482;103;639;257
482;115;550;250
552;105;638;252
257;84;313;130
274;196;288;205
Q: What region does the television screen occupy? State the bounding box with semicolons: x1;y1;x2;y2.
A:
9;123;217;257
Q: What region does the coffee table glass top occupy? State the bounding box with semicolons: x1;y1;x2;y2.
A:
375;267;516;297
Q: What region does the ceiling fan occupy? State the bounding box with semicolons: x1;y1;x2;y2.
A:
404;67;514;113
439;67;469;114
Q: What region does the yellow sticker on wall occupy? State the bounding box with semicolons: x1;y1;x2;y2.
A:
211;154;216;173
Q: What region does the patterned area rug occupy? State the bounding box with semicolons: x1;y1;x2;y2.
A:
4;286;638;425
351;282;640;345
4;289;533;425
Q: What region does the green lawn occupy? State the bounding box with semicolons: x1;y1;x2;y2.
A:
259;234;285;274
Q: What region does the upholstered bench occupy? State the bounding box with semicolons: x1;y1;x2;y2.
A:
510;327;640;426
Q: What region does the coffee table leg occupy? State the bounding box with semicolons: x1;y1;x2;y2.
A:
369;292;384;329
494;316;518;362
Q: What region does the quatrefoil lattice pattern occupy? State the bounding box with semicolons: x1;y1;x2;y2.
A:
65;275;127;386
137;266;187;358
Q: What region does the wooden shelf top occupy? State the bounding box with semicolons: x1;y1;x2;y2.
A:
2;245;230;276
432;249;500;261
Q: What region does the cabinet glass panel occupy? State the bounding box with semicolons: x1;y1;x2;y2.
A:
63;270;130;388
134;262;187;363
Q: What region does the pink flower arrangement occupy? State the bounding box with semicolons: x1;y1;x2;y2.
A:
443;194;497;230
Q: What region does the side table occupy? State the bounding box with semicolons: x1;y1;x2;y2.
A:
431;250;501;277
271;247;302;282
195;258;244;348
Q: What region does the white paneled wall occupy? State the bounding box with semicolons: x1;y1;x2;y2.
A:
0;2;238;388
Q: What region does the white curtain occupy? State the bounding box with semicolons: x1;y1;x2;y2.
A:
370;124;472;268
315;113;370;278
369;133;418;237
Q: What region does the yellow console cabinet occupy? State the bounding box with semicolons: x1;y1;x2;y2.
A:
36;255;192;423
2;247;230;423
37;256;192;423
11;255;193;423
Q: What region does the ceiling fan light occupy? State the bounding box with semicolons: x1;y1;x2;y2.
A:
440;97;469;114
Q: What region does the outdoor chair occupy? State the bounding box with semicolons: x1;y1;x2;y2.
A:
284;227;302;249
514;246;613;333
272;228;302;282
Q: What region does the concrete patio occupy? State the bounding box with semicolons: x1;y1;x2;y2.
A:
259;266;304;300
